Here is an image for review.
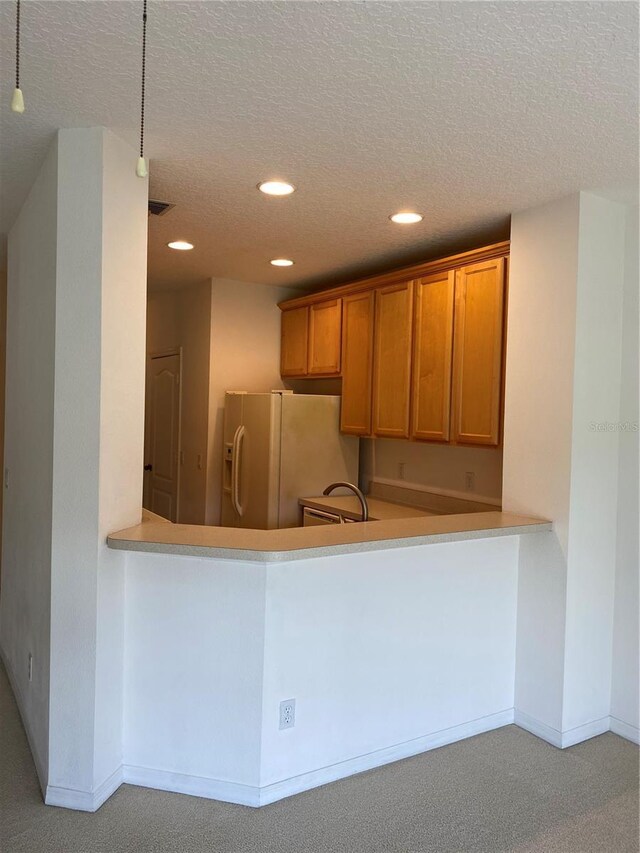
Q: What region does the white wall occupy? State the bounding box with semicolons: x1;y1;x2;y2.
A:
146;283;211;524
94;130;148;787
0;138;59;787
0;128;147;804
504;192;629;744
206;279;297;524
122;535;520;804
259;537;518;788
124;552;267;795
610;205;639;740
561;193;626;732
361;438;503;504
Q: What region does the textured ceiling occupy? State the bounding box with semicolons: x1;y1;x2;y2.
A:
0;1;638;292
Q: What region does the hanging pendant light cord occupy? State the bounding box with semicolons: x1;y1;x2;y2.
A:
15;0;21;89
140;0;147;160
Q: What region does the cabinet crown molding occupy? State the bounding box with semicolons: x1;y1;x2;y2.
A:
279;241;510;311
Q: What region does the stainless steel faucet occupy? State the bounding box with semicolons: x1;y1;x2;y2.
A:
323;482;369;522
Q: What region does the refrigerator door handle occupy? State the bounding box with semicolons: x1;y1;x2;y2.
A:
232;425;246;517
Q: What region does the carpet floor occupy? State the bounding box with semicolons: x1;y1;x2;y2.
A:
1;660;638;853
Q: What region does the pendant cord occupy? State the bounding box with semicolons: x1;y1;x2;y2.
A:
15;0;20;89
140;0;147;159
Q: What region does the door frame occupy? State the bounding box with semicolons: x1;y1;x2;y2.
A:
144;348;183;522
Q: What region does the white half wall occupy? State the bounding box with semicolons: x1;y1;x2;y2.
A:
123;552;267;796
610;205;639;742
206;278;298;524
259;537;518;790
122;535;519;805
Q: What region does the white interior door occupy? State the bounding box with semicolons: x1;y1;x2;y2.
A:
144;352;181;521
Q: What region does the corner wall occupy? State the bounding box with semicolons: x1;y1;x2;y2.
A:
0;128;147;805
503;191;631;745
610;205;639;741
0;138;59;787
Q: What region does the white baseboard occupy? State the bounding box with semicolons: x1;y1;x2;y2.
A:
0;646;48;795
45;766;123;813
560;716;611;748
515;711;614;749
610;716;640;745
258;709;514;805
122;765;260;807
514;710;563;747
124;709;514;808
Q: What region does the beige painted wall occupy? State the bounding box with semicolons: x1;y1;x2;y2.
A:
360;438;503;504
205;278;298;524
146;282;212;524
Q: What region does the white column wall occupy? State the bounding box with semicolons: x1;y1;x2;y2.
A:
503;193;580;733
0;138;59;787
0;128;147;805
562;193;626;731
504;191;630;744
610;205;640;741
47;128;147;799
94;130;148;786
48;128;105;792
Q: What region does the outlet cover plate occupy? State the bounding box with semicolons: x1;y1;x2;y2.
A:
279;699;296;730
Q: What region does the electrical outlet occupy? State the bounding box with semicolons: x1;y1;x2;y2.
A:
398;462;406;481
465;471;476;492
279;699;296;730
28;653;33;682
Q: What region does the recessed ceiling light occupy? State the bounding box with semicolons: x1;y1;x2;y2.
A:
390;212;423;224
270;258;294;267
258;181;296;196
167;241;194;251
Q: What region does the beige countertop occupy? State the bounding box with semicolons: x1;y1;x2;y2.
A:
299;495;438;521
108;511;551;563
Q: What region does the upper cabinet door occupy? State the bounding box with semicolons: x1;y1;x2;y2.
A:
308;299;342;375
452;258;505;446
372;281;414;439
281;306;309;376
340;291;374;435
411;271;455;442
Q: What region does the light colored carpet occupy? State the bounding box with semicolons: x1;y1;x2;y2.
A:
1;660;638;853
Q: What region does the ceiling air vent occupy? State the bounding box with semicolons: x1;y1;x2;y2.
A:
148;200;175;217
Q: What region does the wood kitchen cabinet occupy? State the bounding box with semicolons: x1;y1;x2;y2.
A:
372;281;414;439
280;306;309;376
411;270;455;442
308;298;342;375
451;257;505;445
279;241;509;444
280;299;342;377
340;291;374;435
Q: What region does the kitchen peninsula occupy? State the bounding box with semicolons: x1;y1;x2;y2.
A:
108;510;549;561
106;509;550;808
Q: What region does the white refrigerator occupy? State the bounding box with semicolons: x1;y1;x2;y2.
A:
221;391;359;529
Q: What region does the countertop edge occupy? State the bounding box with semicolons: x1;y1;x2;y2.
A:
107;519;552;563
